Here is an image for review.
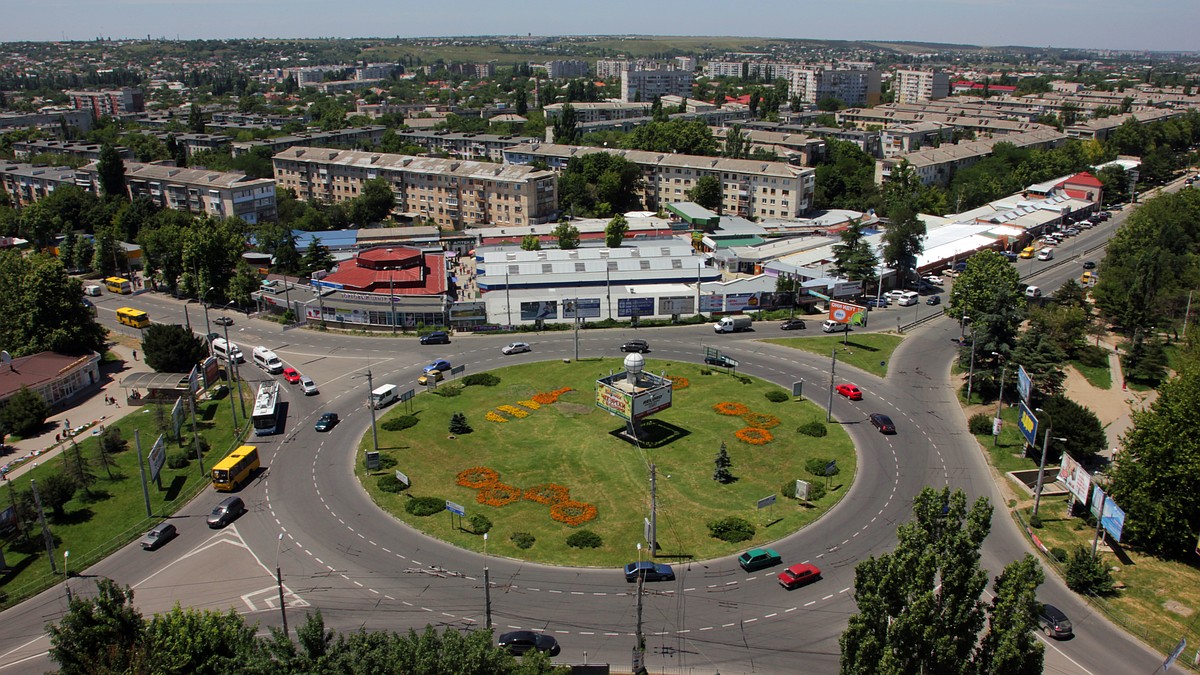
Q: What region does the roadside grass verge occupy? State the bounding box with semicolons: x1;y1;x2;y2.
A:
761;333;905;379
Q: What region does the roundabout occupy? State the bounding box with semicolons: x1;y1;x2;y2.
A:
354;358;857;567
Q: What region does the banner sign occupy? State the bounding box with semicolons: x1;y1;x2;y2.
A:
562;298;601;319
757;494;777;510
699;294;723;313
596;381;634;420
658;296;695;315
1017;401;1039;447
827;300;865;325
148;434;167;483
1056;454;1092;504
520;301;557;321
832;281;863;298
1102;496;1125;543
1017;365;1032;404
617;297;654;317
445;500;466;516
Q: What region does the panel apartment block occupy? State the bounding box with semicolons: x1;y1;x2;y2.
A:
66;88;145;118
272;147;558;228
621;69;693;103
895;70;951;105
78;162;278;223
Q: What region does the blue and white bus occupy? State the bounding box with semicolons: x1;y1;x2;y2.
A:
252;382;282;436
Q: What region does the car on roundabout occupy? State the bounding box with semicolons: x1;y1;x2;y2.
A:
282;367;301;384
214;316;234;326
738;548;782;572
497;630;561;656
704;354;738;368
417;370;443;386
1038;603;1073;639
777;563;821;589
864;297;890;309
141;523;177;551
927;295;941;306
779;318;807;330
620;339;650;353
299;376;319;395
314;412;339;432
424;359;452;373
870;413;896;434
835;383;863;400
624;561;675;582
419;331;450;345
1082;260;1096;270
501;342;531;355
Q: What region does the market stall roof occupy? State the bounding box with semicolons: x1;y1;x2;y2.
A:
119;372;192;391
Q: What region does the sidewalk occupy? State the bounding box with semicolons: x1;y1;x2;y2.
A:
2;343;151;483
1059;335;1156;457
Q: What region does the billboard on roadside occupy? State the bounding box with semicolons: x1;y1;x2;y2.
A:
827;300;866;325
1017;401;1039;447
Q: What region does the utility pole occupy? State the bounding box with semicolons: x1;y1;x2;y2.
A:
1032;407;1053;517
29;479;57;574
648;463;658;556
573;297;580;361
483;532;492;629
826;348;838;423
275;533;289;636
1183;290;1193;340
635;542;646;675
992;353;1006;447
63;550;72;602
133;429;152;516
221;320;238;430
366;370;379;454
186;392;204;476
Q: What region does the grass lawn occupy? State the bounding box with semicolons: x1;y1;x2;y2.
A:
1071;359;1113;389
356;360;856;567
0;391;249;610
967;404;1042;474
1024;500;1200;662
761;333;905;379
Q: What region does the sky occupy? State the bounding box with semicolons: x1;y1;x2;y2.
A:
1;0;1197;53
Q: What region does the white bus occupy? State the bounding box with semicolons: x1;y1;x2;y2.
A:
370;384;399;409
252;346;284;374
252;382;282;436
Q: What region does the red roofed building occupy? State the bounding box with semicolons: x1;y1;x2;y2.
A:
1059;172;1104;203
0;351;102;409
951;80;1017;95
307;246;453;330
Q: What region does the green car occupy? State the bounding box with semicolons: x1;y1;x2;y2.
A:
738;548;782;572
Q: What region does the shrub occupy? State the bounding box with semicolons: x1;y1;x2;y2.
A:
1029;513;1043;529
511;531;536;549
376;454;397;471
1075;344;1109;368
382;415;419;432
468;513;493;534
805;457;838;478
707;516;755;543
462;373;501;387
806;481;827;501
764;390;790;403
968;413;994;435
405;496;444;517
378;474;408;493
797;421;827;437
166;452;190;469
431;385;462;397
780;481;796;499
449;412;473;434
1049;547;1067;563
566;529;603;549
1065;545;1113;595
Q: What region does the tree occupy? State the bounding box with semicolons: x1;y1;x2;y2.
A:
880;206;926;288
47;578;145;674
64;441;97;498
449;412;472;435
142;323;207;373
350;178;395;224
551;221;580;250
974;555;1045;675
519;235;541;251
1;385;51;437
38;471;77;518
1064;545;1113;595
831;219;879;284
91;222;124;275
948;251;1026;392
551;102;580;145
558;153;642;217
302;238;334;274
1122;332;1168;385
813;139;880;211
604;213;628;248
0;252;106;356
144;604;258;674
650;96;668;123
1106;352;1200;557
188;104;205;134
96;143;127;200
722;124;750;159
686;175;722;212
840;487;1043;675
1036;395;1106;460
713;442;733;483
1009;322;1067;397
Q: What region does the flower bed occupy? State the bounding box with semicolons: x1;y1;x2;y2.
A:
485;411;508;423
550;500;598;526
524;483;570;505
532;387;574;405
668;376;690;389
456;466;500;489
497;404;529;418
735;427;774;445
742;412;781;429
518;399;541;410
713;401;750;416
476;482;522;507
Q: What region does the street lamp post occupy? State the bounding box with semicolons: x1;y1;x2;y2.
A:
483;532;492;629
634;542;645;674
1032;407;1065;517
275;533;289;636
966;323;977;402
202;287;216;351
63;550;71;602
221;318;239;430
992;352;1006;447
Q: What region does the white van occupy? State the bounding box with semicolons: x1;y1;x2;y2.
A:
83;284;102;297
370;384;399;409
1025;286;1042;299
897;291;920;307
252;346;284;374
1037;248;1054;261
211;338;245;363
821;319;850;333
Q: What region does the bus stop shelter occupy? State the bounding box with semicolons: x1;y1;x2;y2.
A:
118;372;193;405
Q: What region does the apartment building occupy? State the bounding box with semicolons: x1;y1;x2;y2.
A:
894;69;951;104
531;60;589;79
710;127;827;166
0;163;77;208
621;69;693;103
272;147;558;228
78;162;278;224
880;122;955;157
704;61;804;81
503;142;815;220
791;68;881;107
0;110;94;133
874;128;1068;187
210;111;307;127
13;140;134;162
543;102;653;123
389;130;539;162
231;126;387;157
674;57;696;73
66;88;145;119
1065;108;1183;141
837;107;1052;137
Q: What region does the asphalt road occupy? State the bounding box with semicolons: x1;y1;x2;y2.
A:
0;190;1177;674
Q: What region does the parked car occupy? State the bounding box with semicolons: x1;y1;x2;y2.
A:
1082;260;1096;270
926;295;941;306
869;413;896;434
953;261;968;272
777;563;822;589
1000;251;1020;262
214;316;234;326
498;631;561;656
424;359;452;373
1038;603;1073;638
141;522;177;550
864;297;890;308
704;354;738;368
885;289;908;301
1098;211;1111;221
419;331;450;345
620;339;650;353
835;383;863;401
779;318;807;331
738;548;782;572
922;275;943;286
624;561;675;582
300;376;319;395
315;412;339;432
206;496;246;528
501;342;531;355
1062;227;1080;236
417;370;444;386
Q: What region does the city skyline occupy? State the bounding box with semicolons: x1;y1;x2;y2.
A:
0;0;1197;54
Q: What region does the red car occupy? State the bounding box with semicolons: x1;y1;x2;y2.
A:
777;563;822;590
835;383;863;400
282;367;301;384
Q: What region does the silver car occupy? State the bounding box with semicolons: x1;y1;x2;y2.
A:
141;522;177;550
501;342;531;355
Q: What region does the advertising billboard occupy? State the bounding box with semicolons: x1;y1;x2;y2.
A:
520;301;558;321
617;297;655;317
658;296;695;315
596;373;673;421
1017;365;1032;403
700;294;723;313
827;300;866;325
1017;401;1039;447
832;281;863;298
148;434;167;483
631;382;673;418
724;293;758;313
562;298;601;319
1055;454;1092;504
596;381;634;419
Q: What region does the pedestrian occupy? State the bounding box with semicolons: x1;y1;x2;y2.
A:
55;433;60;443
132;350;138;361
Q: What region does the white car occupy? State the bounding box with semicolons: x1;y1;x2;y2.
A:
501;341;531;355
300;376;319;395
923;275;943;286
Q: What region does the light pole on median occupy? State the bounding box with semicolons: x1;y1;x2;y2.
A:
1032;407;1066;517
220;315;239;430
992;351;1006;447
202;287;216;352
483;532;492;629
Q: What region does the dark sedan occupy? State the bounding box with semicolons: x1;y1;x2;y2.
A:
870;413;896;434
498;630;561;656
780;318;807;330
704;354;738;368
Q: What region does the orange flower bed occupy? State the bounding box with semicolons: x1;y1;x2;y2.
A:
713;401;750;416
735;427;774;445
667;376;690;389
550;500;598;526
532;386;574;405
742;412;781;429
524;483;570;505
456;466;500;489
476;482;522;507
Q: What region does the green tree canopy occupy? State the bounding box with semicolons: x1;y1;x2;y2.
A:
880;206;926;286
686;175;722;212
96;143;127;200
47;578;145;674
1;385;51;437
831;219;879;284
558;153;641;217
519;234;541;251
0;252;107;356
604;213;629;248
948;250;1026;392
551;221;580;250
142;323;207;373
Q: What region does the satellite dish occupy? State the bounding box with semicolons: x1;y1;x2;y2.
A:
0;351;10;364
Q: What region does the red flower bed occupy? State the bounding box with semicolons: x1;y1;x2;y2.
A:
713;401;750;416
524;483;570;505
668;376;690;389
735;427;774;445
742;412;781;429
476;482;522;507
550;500;598;526
456;466;500;489
532;386;574;405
